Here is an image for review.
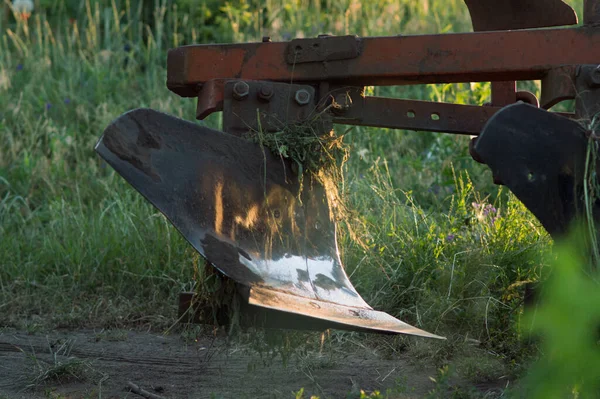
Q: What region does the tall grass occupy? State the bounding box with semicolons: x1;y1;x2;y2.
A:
341;166;549;344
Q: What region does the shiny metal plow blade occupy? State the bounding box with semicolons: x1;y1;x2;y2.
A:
95;108;443;339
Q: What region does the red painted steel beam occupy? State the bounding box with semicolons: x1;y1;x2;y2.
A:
167;27;600;97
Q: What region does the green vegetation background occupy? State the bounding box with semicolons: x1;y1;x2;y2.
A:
2;1;599;397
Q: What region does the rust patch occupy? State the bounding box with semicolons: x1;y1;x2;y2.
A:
285;36;362;64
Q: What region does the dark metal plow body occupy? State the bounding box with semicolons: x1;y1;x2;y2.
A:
95;109;443;339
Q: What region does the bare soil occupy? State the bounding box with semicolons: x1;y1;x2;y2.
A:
0;328;440;399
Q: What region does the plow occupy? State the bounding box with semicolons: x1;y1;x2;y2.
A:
95;0;600;339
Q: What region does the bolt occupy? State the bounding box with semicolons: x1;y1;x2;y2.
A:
294;89;311;105
232;81;250;100
588;65;600;88
258;85;274;101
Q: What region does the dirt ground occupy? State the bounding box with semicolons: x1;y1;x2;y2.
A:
0;328;444;399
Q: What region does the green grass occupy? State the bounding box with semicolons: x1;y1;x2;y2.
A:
0;0;591;397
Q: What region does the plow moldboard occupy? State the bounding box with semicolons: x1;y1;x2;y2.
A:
95;108;442;339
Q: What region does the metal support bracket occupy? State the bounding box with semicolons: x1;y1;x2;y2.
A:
222;80;329;136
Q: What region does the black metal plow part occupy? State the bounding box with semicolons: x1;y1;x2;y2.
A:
95;108;444;339
474;103;597;239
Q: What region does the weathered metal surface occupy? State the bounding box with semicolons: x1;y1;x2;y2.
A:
222;80;327;136
196;79;225;119
575;65;600;121
167;28;600;96
461;0;573;112
540;66;577;109
474;103;595;237
245;286;437;335
490;82;516;107
464;0;576;32
331;92;502;135
96;108;442;339
285;35;362;64
179;290;437;335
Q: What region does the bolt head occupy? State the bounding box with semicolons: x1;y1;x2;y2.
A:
232;81;250;100
258;85;274;101
294;89;311;105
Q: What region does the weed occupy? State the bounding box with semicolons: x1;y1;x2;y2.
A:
425;365;483;399
21;317;46;335
295;351;338;374
179;324;209;344
24;342;97;388
453;354;507;384
19;338;106;389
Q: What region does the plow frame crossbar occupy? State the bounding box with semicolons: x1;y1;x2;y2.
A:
165;0;600;136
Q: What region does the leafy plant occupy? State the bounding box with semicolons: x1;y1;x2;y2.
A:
519;226;600;398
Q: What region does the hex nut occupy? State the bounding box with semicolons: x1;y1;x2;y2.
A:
232;81;250;100
294;89;311;105
258;85;274;101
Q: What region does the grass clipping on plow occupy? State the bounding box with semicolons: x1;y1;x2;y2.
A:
249;107;366;248
253;108;351;215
